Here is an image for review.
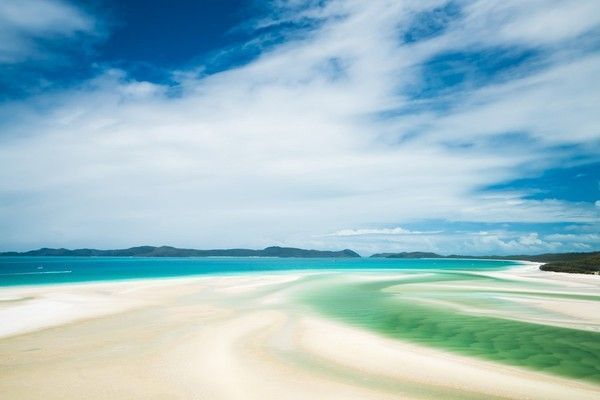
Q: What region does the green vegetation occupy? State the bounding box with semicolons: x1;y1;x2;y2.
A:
370;251;600;275
300;274;600;382
0;246;360;258
540;253;600;274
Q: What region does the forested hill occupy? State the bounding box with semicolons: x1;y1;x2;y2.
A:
0;246;361;258
370;251;600;274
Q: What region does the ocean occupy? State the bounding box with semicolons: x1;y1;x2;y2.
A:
0;256;518;286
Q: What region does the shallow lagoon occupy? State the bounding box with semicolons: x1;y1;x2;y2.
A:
300;271;600;382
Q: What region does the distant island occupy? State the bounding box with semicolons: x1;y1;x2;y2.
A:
0;245;361;259
370;251;600;275
1;247;598;274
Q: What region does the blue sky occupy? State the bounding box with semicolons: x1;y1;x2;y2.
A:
0;0;598;255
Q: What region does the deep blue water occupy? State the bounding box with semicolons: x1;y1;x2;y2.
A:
0;257;519;287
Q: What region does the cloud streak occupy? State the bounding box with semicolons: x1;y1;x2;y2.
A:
0;0;98;63
324;227;438;237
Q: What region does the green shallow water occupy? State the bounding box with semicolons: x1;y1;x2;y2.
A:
300;272;600;383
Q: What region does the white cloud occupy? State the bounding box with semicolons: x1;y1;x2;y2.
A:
0;0;97;63
517;233;543;246
324;227;435;236
0;0;598;251
306;228;576;256
489;0;600;44
545;233;600;243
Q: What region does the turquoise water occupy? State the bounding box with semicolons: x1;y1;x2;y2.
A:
300;275;600;382
0;257;517;286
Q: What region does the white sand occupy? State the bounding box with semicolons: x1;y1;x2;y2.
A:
0;269;599;399
299;316;599;400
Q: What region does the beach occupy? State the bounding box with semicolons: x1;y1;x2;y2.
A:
1;265;599;399
2;0;598;398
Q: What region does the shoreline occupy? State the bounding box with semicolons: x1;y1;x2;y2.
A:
0;257;524;289
1;264;598;337
1;264;599;399
1;260;597;340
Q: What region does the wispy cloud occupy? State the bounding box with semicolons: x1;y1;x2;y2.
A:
324;227;439;237
0;0;598;253
0;0;98;63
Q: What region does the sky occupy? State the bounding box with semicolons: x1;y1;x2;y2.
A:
0;0;598;255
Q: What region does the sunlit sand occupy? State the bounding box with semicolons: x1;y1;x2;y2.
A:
0;268;598;399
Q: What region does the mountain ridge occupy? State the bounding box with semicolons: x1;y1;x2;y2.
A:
0;245;361;258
